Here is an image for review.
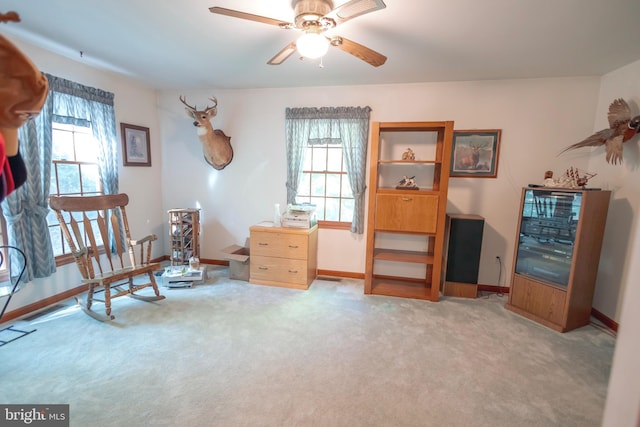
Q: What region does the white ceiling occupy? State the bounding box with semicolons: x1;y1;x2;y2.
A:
2;0;640;90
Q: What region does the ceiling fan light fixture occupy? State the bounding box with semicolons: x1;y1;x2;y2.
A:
296;31;329;59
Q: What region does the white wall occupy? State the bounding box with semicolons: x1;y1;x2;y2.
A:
159;78;599;287
598;59;640;427
1;36;163;313
586;60;640;320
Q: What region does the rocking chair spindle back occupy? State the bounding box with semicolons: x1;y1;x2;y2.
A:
49;193;165;321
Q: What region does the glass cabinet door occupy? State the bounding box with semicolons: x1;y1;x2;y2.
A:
515;189;582;288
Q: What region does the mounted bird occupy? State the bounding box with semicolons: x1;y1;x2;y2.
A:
559;98;640;165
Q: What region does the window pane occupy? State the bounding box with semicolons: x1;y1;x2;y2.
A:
46;210;58;227
310;197;325;220
311;147;327;171
298;173;311;197
93;221;104;247
48;120;104;259
294;136;355;225
310;173;325;197
303;147;312;170
340;198;355;222
57;164;81;194
295;194;311;205
51;129;75;160
50;167;59;195
325;197;340;221
84;210;99;221
81;164;101;194
86;220;104;247
49;225;64;257
326;173;341;197
75;132;99;162
327;148;342;172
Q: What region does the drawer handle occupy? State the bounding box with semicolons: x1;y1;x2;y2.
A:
258;243;269;246
401;197;413;202
259;266;268;270
288;270;299;274
288;245;299;249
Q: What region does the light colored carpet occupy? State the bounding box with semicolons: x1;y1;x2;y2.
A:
0;266;615;427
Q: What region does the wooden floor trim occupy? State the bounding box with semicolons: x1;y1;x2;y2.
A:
1;284;88;324
317;269;364;279
590;307;618;332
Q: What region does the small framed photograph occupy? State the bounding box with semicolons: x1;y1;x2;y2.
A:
450;129;501;178
121;123;151;167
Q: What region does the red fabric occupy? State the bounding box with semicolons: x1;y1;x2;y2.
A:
0;130;17;200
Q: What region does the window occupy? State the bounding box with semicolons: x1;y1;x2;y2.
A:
47;123;103;259
285;106;371;234
296;140;354;224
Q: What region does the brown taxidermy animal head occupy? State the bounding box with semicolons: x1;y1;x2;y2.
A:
179;95;233;170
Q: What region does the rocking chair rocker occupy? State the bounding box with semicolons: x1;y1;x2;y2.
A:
49;193;165;321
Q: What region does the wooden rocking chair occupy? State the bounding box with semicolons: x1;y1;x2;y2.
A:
49;193;165;321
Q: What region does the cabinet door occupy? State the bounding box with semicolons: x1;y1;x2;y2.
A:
510;274;566;325
375;194;439;233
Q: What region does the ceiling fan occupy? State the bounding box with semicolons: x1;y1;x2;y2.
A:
209;0;387;67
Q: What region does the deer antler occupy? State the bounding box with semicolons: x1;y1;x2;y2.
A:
203;97;218;114
179;95;197;113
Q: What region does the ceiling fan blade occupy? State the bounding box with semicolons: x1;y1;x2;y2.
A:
325;0;386;26
209;7;292;27
268;42;298;65
332;36;386;67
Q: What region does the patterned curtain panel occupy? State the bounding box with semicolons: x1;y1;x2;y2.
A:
285;108;312;205
284;106;371;234
1;86;56;284
338;107;371;234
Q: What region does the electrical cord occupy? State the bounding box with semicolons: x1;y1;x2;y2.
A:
496;256;504;297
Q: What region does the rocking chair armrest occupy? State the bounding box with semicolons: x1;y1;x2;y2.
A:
130;234;158;246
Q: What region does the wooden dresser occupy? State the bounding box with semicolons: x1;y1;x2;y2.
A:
249;224;318;290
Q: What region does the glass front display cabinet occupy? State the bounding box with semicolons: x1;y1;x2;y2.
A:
505;187;611;332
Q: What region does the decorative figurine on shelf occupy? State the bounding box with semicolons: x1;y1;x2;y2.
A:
542;167;596;189
401;147;415;160
396;175;418;190
558;98;640;165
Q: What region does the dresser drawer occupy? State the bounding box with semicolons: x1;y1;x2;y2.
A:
250;231;308;260
250;256;308;285
375;194;439;233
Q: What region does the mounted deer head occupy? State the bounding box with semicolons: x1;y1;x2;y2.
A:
179;95;233;170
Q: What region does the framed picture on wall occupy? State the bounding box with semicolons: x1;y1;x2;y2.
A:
450;129;501;178
121;123;151;167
